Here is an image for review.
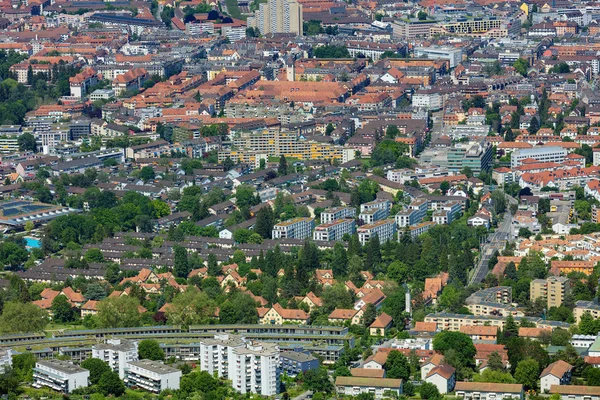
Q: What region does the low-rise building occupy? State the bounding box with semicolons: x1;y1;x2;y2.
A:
425;364;456;394
335;376;403;399
540;360;573;393
280;350;319;376
125;360;182;393
321;207;355;223
33;360;89;393
550;385;600;400
454;382;524;400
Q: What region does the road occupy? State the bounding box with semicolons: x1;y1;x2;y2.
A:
469;194;518;285
292;391;313;400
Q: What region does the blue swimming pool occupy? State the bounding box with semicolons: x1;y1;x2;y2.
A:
25;237;41;249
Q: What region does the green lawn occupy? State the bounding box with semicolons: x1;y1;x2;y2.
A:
224;0;243;20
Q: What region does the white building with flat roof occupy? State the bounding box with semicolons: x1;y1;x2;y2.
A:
313;218;356;241
125;360;182;393
357;219;396;245
413;46;462;68
511;146;568;168
272;217;314;239
33;360;89;393
199;334;280;396
92;339;138;379
321;207;355;224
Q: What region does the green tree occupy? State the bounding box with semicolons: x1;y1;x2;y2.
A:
12;353;35;382
84;248;104;262
255;206;275;239
98;371;125;396
419;382;442;400
165;289;216;325
139;166;155;182
278;155;288;176
17;132;36;152
173;245;189;278
81;358;111;385
440;181;450;195
138;339;165;361
432;331;476;369
487;351;505;371
363;303;377;328
321;284;353;312
331;242;348;276
513;58;529;77
383;350;410;380
302;367;334;393
96;297;142;328
0;302;48;333
514;359;539;390
0;367;22;396
51;295;76;323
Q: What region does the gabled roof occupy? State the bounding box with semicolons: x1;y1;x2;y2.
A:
426;364;456;380
540;360;572;378
370;312;393;329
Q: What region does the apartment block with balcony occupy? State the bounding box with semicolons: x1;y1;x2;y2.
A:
360;199;391;215
199;334;280;396
272;217;314;239
321;207;355;224
33;360;89;393
359;207;388;224
396;199;428;228
124;360;181;393
530;276;570;310
432;201;462;225
92;339;138;379
357;219;396;245
313;218;356;241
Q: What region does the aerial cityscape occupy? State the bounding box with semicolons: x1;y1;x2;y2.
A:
1;0;600;398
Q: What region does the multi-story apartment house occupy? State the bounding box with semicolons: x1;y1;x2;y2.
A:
359;208;388;224
432;201;462;225
33;360;89;393
321;207;355;224
248;0;303;35
124;360;181;393
357;219;396;245
272;217;314;239
112;68;148;97
313;219;356;241
92;339;138;379
360;199;391;215
396;199;428;228
199;334;279;396
0;349;12;369
531;277;570;310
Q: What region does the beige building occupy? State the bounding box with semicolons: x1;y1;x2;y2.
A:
530;276;570;309
249;0;303;35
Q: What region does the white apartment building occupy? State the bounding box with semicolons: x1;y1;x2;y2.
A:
432;201;462;225
0;349;12;369
360;199;391;214
92;339;138;379
250;0;303;35
396;199;428;228
413;47;462;68
357;219;396;245
125;360;182;393
33;360;89;393
511;146;568;168
359;207;388;224
321;207;355;224
412;91;443;111
199;334;280;396
406;221;436;238
272;217;314;239
313;218;356;241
